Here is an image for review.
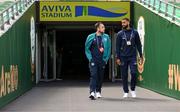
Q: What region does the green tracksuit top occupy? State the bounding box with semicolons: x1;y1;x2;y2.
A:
85;33;111;63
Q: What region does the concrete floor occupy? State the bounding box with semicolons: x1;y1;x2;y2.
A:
1;81;180;112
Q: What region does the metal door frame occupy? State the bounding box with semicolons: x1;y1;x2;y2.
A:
110;28;122;82
40;30;56;82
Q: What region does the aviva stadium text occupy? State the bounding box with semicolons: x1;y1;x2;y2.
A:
41;5;72;18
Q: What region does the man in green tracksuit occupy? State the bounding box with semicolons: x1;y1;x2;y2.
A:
85;22;111;100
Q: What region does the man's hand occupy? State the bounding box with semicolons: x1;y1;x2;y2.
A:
139;57;144;65
116;59;121;65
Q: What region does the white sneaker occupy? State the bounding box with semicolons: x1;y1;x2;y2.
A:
123;93;128;98
96;92;102;98
131;91;136;98
89;92;96;100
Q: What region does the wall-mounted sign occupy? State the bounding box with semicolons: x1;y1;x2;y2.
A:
0;65;18;98
39;2;130;21
137;16;145;81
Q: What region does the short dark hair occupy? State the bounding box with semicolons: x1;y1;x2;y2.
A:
95;22;103;29
122;18;130;22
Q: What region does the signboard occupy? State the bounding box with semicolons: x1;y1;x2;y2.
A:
39;2;130;21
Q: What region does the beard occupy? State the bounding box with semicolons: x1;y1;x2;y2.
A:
122;25;128;29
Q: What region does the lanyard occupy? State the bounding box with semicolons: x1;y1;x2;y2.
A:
123;30;134;42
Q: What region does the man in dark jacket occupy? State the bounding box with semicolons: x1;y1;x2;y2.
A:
116;18;143;98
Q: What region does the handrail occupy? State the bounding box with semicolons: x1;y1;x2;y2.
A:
0;0;35;31
136;0;180;24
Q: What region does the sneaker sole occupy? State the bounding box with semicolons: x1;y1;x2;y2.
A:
89;95;96;100
123;95;128;98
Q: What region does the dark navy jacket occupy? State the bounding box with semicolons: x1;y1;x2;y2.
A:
116;28;142;59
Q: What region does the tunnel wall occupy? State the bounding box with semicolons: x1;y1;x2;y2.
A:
133;2;180;99
0;3;36;108
0;1;180;109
